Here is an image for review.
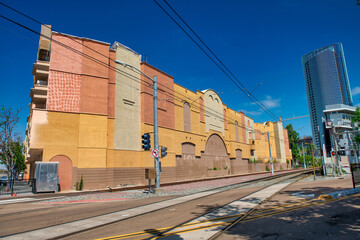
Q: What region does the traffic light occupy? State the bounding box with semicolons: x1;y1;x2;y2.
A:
142;133;151;151
161;146;167;158
338;151;345;156
331;151;335;156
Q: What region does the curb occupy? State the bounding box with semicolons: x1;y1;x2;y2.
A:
318;187;360;200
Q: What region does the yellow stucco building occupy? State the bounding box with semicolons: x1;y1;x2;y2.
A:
25;25;292;191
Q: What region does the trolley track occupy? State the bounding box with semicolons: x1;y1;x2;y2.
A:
1;170;312;239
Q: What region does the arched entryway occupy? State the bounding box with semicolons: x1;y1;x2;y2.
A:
202;134;230;170
50;155;73;191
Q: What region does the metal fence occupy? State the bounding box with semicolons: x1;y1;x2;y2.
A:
0;179;36;196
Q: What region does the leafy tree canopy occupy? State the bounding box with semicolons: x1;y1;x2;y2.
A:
286;124;300;160
352;107;360;144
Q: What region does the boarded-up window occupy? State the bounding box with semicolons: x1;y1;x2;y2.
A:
182;142;195;155
183;102;191;132
235;120;239;142
236;149;242;160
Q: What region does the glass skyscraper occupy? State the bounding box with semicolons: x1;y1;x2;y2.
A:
302;43;353;154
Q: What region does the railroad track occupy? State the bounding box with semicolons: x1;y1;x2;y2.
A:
1;170;313;240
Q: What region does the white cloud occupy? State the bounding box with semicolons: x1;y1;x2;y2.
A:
251;95;281;109
240;109;263;116
352;87;360;96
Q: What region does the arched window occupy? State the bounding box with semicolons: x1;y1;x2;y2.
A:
235;120;239;142
183;102;191;132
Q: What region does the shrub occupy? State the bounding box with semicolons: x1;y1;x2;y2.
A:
76;175;83;191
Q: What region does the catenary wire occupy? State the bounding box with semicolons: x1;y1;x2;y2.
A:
0;0;277;124
153;0;279;121
160;0;278;120
0;14;286;144
0;2;284;137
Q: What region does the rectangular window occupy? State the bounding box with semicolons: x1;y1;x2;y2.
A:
38;49;50;61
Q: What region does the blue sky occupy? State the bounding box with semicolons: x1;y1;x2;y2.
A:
0;0;360;139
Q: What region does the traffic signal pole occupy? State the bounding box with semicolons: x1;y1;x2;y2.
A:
114;60;161;190
153;76;161;189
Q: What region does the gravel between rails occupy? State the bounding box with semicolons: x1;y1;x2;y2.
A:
40;172;306;203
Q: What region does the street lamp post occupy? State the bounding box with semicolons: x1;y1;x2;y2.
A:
267;131;274;175
302;142;306;169
115;60;161;190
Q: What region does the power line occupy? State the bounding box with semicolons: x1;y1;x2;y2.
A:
0;11;286;143
0;1;255;128
0;12;252;131
0;1;282;130
153;0;279;121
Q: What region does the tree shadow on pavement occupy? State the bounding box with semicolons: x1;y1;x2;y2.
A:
143;228;184;239
221;194;360;240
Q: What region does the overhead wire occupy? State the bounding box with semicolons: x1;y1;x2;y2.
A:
0;8;287;143
153;0;279;121
0;1;257;129
0;11;254;132
160;0;278;120
0;1;284;138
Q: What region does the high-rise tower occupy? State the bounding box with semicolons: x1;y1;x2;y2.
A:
302;43;353;154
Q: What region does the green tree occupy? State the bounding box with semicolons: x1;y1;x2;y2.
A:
352;107;360;144
0;140;26;174
286;124;300;162
0;107;23;191
305;143;316;156
13;140;26;174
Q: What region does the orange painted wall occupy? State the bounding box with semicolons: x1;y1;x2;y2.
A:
49;33;111;116
47;71;81;112
81;40;109;78
50;33;83;74
141;63;175;129
80;75;108;114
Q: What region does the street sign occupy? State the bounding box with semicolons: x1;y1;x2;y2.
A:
152;149;159;158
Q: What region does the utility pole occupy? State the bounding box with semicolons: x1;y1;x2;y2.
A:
331;125;342;176
302;142;306;169
114;60;161;190
267;131;274;175
312;150;316;180
322;143;327;175
153;76;160;189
